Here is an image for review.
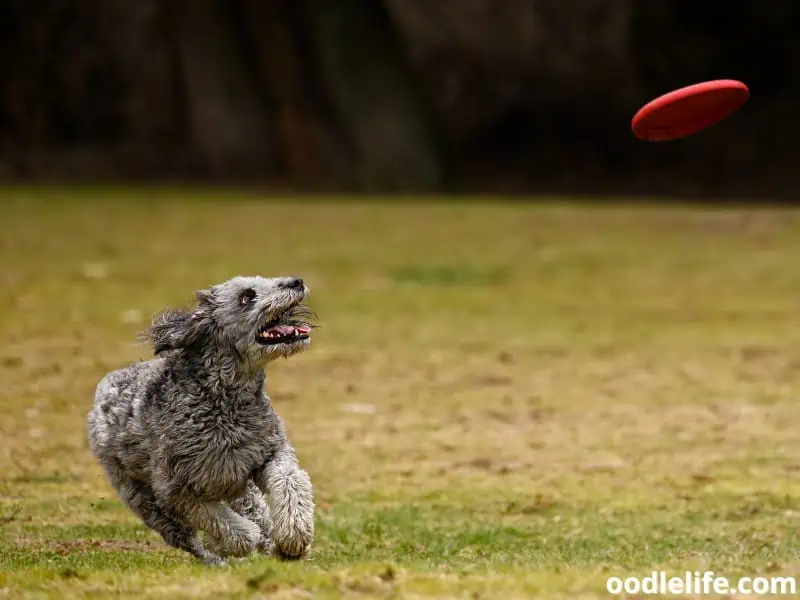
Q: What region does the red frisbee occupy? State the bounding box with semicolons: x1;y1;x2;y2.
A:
631;79;749;141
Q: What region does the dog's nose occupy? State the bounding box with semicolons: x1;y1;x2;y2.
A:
283;277;304;289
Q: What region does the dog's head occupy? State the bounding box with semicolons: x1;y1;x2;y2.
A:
145;276;315;365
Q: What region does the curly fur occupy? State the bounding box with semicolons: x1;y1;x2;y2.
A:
87;276;316;565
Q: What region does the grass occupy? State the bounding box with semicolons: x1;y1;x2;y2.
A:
1;188;799;598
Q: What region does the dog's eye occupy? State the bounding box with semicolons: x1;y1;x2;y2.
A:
240;288;256;305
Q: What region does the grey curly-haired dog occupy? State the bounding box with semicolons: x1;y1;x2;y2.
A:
87;275;316;566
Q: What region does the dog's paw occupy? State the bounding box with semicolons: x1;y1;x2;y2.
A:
256;535;273;555
272;536;313;561
273;545;312;561
205;520;261;558
200;552;228;567
226;520;263;558
271;513;314;560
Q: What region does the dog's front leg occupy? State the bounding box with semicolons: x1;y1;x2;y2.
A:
254;445;314;559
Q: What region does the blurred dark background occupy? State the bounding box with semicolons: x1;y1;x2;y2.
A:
0;0;797;199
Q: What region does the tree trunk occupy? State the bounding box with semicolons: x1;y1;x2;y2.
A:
295;0;449;192
241;0;334;184
169;0;277;177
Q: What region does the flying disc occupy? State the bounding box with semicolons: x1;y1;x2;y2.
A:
631;80;749;141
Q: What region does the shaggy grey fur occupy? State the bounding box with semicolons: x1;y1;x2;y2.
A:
87;276;316;565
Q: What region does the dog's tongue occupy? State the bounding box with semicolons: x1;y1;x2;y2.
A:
268;324;296;336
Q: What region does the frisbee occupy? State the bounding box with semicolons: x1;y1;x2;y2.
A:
631;79;749;141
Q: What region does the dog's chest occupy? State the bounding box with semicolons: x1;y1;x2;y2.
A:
171;410;273;500
196;433;264;499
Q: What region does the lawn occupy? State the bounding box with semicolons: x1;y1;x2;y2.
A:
1;189;799;599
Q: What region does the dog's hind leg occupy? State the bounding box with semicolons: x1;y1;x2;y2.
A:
228;481;272;553
100;459;225;566
205;482;272;557
165;495;263;559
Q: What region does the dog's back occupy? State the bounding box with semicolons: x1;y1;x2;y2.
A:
87;358;165;480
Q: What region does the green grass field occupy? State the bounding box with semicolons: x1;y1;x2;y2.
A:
1;189;799;599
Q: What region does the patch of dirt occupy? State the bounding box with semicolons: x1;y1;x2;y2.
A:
503;494;560;515
30;538;160;555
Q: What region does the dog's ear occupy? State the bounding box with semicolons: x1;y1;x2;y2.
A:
195;287;216;307
144;308;212;355
141;287;217;355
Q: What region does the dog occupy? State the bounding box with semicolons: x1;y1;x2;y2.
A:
87;276;316;565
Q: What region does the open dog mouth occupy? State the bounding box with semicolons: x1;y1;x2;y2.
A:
255;306;313;345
